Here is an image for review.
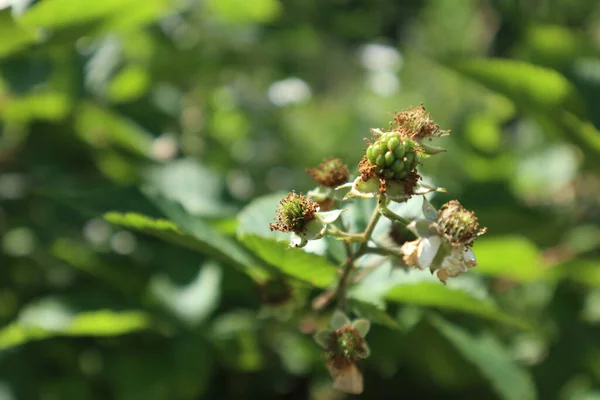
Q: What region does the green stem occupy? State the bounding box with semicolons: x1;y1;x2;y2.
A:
327;225;364;242
380;204;411;225
362;246;400;257
335;195;385;310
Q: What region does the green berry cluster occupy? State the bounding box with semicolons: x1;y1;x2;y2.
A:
365;131;418;180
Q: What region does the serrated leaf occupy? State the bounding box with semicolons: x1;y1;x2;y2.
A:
239;234;337;288
0;310;151;350
385;283;530;329
104;212;269;282
430;315;537;400
348;299;399;329
474;236;544;282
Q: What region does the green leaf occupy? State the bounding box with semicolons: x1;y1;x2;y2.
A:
445;58;584;116
236;192;289;241
206;0;281;23
239;234;337;288
474;236;544;282
0;9;36;58
2;91;71;121
548;259;600;288
348;299;400;329
19;0;141;28
104;212;269;282
106;65;150;102
0;310;151;350
385;283;530;329
430;316;537;400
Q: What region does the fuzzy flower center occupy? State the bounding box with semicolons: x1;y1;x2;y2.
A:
435;200;486;247
269;191;319;233
392;104;449;140
327;325;367;365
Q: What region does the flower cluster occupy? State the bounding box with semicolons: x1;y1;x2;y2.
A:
268;105;487;394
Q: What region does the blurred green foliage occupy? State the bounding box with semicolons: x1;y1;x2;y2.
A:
2;0;600;398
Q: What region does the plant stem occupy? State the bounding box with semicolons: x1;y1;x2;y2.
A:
327;225;364;242
362;246;400;257
379;205;411;225
335;195;384;310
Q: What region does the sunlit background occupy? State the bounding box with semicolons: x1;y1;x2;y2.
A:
2;0;600;398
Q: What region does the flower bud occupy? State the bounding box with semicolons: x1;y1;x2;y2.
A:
306;157;350;188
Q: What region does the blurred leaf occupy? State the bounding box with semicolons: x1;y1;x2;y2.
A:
348;299;400;329
0;310;151;350
1;91;70;121
149;262;222;326
51;238;146;294
549;259;600;288
67;310;150;335
41;184;162;218
75;102;154;158
445;58;584;116
144;159;234;218
104;212;269;282
560;111;600;154
0;9;36;57
239;234;337;288
236;192;288;241
385;283;530;329
107;65;150;102
206;0;281;23
474;236;545;282
102;0;169;31
19;0;144;28
210;311;264;371
430;315;537;400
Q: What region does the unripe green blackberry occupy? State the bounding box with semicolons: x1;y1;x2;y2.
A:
366;131;418;180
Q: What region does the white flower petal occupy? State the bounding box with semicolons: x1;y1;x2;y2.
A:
345;176;379;200
316;209;346;224
407;219;436;237
413;182;447;195
314;330;332;348
304;219;326;240
352;319;371;338
463;248;477;268
421;197;438;220
331;310;351;329
307;185;332;202
290;232;307;248
418;236;441;271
